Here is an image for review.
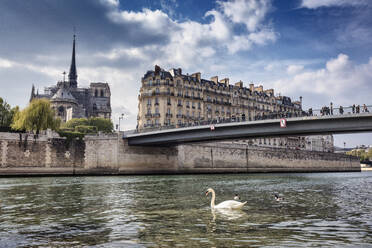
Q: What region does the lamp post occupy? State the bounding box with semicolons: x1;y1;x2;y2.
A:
118;113;124;132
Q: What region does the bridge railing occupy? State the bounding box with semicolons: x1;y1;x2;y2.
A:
132;104;372;134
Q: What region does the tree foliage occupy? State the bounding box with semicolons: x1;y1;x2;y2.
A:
62;117;113;133
0;97;19;128
11;99;60;133
346;149;372;162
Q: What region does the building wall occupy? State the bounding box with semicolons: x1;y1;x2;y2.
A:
0;132;360;176
137;66;303;131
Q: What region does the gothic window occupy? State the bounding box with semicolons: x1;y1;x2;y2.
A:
95;89;98;97
58;106;64;116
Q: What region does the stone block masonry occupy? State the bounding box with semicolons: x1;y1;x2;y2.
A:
0;132;360;176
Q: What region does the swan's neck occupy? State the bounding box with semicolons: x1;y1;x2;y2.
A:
210;189;216;208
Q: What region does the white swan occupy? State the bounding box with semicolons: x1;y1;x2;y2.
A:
206;188;247;210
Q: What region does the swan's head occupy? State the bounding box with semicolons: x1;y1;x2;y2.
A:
205;188;213;196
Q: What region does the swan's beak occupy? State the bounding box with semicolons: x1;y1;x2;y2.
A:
205;191;209;196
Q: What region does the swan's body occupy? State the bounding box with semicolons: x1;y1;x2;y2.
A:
206;188;246;210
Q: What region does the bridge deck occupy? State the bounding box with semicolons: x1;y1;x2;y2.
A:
124;113;372;146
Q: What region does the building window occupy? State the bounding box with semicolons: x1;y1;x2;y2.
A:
186;101;190;107
155;119;159;125
167;98;171;105
101;89;104;97
167;108;171;114
166;79;169;84
178;109;182;115
167;88;170;94
155;98;159;105
178;99;182;106
94;89;98;97
198;102;201;109
155;107;159;114
149;80;152;86
147;99;151;106
156;79;160;84
147;119;151;125
147;108;151;114
192;102;195;109
156;88;160;94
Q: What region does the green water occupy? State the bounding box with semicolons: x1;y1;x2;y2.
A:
0;172;371;247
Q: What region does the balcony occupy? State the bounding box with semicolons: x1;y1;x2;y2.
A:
145;113;152;118
177;104;183;107
153;113;161;118
166;113;173;118
176;114;184;118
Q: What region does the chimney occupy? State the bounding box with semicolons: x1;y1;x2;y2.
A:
191;72;201;81
249;83;254;91
178;68;182;75
220;78;229;87
234;81;243;88
155;65;161;75
210;76;218;84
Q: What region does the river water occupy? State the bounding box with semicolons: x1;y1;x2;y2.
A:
0;172;371;247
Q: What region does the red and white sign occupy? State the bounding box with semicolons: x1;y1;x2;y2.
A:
280;118;287;128
210;125;215;131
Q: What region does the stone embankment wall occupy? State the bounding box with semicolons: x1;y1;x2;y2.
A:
0;132;360;176
178;142;359;173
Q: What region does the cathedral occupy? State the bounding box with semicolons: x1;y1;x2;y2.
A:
30;35;111;122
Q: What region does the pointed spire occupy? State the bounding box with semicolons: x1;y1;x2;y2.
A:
68;34;78;87
30;84;35;102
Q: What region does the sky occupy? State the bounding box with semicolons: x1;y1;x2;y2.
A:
0;0;371;148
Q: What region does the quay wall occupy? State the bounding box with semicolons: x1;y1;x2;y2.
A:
0;132;360;176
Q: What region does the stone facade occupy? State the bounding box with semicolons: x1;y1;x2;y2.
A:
30;35;111;122
0;132;360;176
137;65;303;131
137;65;333;152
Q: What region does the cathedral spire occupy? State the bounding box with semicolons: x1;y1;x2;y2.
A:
68;34;78;88
30;84;35;102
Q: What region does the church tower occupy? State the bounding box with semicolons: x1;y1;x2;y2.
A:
68;34;78;88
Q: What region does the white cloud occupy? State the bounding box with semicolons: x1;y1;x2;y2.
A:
287;65;304;74
273;54;372;106
301;0;369;9
0;58;14;68
218;0;272;32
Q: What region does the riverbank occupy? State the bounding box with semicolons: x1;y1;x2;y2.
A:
0;132;361;176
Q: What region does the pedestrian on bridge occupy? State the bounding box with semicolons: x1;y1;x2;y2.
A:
356;105;360;114
363;104;369;113
330;102;333;115
339;106;344;115
352;104;356;114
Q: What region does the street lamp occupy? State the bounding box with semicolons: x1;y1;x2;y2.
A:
118;113;124;132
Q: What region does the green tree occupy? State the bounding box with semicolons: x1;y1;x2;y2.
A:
0;97;18;128
11;99;60;134
63;117;113;133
